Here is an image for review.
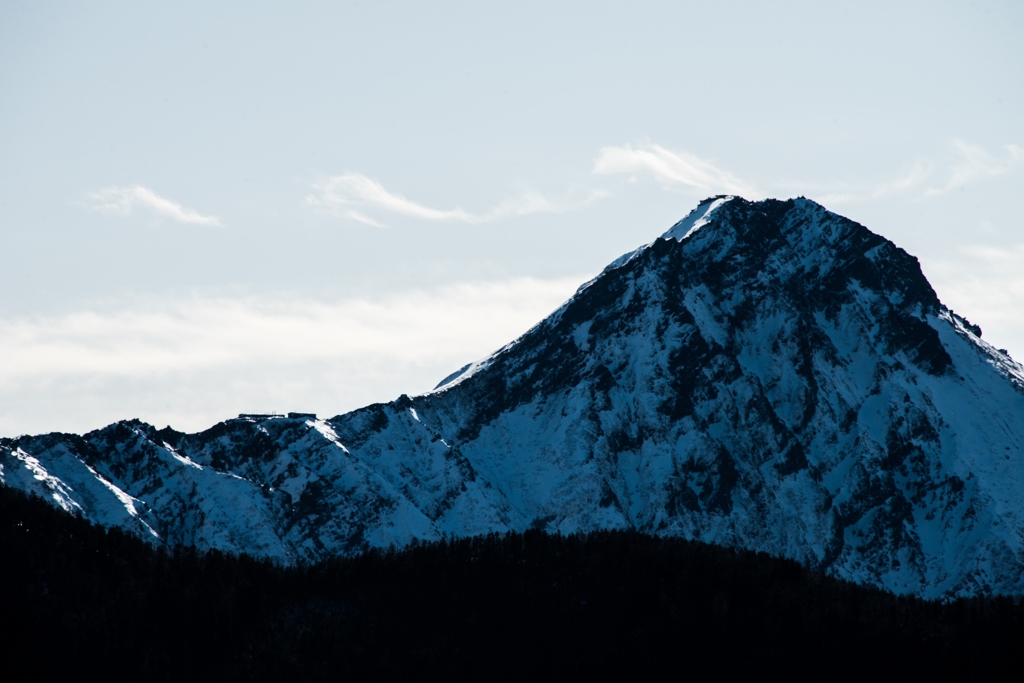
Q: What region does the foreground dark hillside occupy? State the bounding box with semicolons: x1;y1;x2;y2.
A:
2;484;1021;680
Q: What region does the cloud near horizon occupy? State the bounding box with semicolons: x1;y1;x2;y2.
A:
307;173;592;226
0;277;585;434
592;144;761;198
85;185;222;226
924;242;1024;361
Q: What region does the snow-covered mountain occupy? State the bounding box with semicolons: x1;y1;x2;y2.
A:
4;196;1024;599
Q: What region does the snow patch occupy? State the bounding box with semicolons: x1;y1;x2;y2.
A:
662;196;733;241
309;419;352;454
9;447;84;514
601;244;651;274
84;464;161;538
573;321;593;351
164;442;203;469
425;352;499;393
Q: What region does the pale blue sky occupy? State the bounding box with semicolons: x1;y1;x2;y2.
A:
1;1;1022;434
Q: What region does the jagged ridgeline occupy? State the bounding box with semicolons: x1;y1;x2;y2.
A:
3;485;1022;678
4;196;1024;599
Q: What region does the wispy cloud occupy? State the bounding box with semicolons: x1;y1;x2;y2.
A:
592;143;760;198
813;140;1024;205
86;185;222;226
307;173;594;225
925;140;1024;196
815;163;932;205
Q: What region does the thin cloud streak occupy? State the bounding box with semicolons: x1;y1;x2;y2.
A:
86;185;222;226
307;173;593;225
592;144;760;198
815;163;932;205
925;141;1024;196
312;174;475;222
812;140;1023;205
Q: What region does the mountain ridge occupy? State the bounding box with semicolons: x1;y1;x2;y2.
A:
4;196;1024;598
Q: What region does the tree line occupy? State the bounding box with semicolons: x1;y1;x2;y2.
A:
2;484;1021;680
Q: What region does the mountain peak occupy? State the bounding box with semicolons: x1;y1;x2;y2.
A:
5;197;1024;599
661;194;735;241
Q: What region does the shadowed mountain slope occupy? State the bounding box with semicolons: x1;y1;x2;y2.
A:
5;196;1024;598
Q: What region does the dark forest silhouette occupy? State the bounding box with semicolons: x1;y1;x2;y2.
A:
2;484;1021;680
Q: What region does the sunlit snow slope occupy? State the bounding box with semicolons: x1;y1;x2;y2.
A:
4;197;1024;598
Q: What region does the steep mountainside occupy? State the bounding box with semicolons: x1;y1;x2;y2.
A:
4;196;1024;598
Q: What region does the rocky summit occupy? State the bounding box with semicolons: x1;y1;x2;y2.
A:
4;196;1024;599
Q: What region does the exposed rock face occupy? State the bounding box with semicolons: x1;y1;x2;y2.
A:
4;197;1024;598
